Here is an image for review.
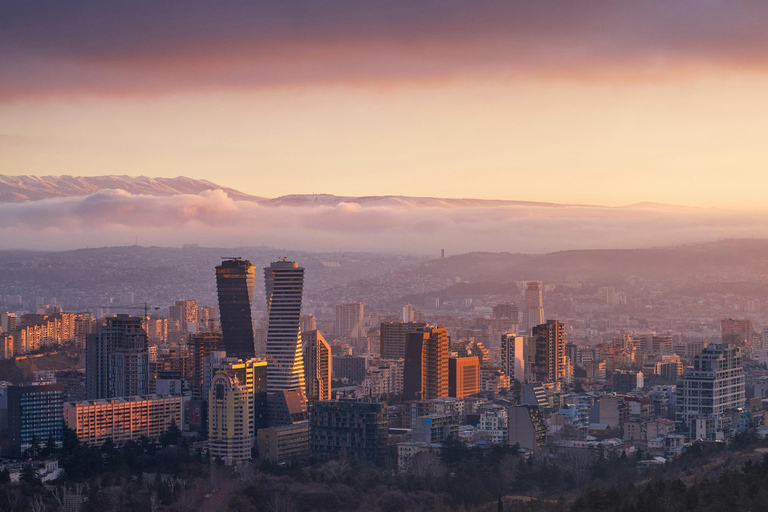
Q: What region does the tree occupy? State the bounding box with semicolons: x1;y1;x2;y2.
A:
20;464;42;487
0;468;10;484
26;434;41;460
160;419;182;447
43;433;57;457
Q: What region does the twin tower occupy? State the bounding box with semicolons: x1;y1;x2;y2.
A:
215;258;305;393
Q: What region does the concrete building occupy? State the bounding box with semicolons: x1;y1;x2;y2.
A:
303;330;332;401
208;372;253;465
216;258;257;359
501;333;525;383
531;320;566;383
332;355;368;384
448;356;480;398
509;405;546;454
86;315;149;399
677;344;745;439
403;327;449;401
524;282;544;333
721;318;753;346
64;394;181;447
412;414;457;444
335;302;364;337
379;321;426;360
257;422;310;464
264;260;305;393
310;399;388;464
188;332;222;401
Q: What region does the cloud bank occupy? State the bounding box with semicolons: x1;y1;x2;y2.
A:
3;1;768;99
1;189;765;254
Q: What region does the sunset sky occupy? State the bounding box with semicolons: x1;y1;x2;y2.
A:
2;1;768;209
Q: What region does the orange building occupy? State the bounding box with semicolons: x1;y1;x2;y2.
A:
403;327;449;400
64;394;182;446
448;356;480;398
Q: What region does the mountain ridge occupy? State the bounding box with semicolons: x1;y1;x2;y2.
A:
0;174;685;210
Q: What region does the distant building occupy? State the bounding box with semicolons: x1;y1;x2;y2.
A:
299;315;317;334
524;282;544;333
216;259;257;359
86;315;149;399
448;356;480;398
412;414;457;444
264;260;305;393
1;383;63;458
613;370;644;394
403;327;449;401
379;321;426;359
721;318;753;346
501;333;525;383
64;394;181;447
310;399;388;464
335;302;364;337
303;330;332;401
188;332;222;401
493;303;518;321
531;320;566;383
169;299;199;334
332;355;368;384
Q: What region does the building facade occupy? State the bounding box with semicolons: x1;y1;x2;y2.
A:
1;383;63;458
403;327;449;401
524;282;545;333
216;258;257;359
303;330;331;401
264;260;305;393
310;399;388;465
86;315;149;399
208;372;253;464
64;394;181;446
379;321;426;360
532;320;566;383
335;302;364;337
448;356;480;399
501;333;525;383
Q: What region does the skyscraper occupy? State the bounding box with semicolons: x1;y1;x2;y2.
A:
188;332;222;401
448;356;480;398
531;320;565;383
86;315;149;399
264;259;305;393
216;258;256;359
208;371;254;465
524;282;545;332
403;326;449;401
303;330;331;401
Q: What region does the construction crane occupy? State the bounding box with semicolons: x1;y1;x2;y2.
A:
99;302;161;318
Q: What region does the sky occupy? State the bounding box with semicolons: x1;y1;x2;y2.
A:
2;1;768;209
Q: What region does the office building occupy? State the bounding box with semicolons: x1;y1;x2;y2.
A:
379;321;426;360
300;315;317;334
448;356;480;398
335;302;364;337
1;383;63;458
501;333;525;383
310;399;388;465
264;260;305;393
203;353;268;436
721;318;753;346
208;371;254;464
64;394;181;447
403;327;449;401
188;332;222;400
303;330;331;401
524;282;545;332
216;258;257;359
677;344;745;439
86;315;149;399
169;299;199;334
531;320;565;383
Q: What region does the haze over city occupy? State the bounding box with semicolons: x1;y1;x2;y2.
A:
3;3;768;512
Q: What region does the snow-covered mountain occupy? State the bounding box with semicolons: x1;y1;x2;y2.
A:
0;174;605;209
0;175;265;203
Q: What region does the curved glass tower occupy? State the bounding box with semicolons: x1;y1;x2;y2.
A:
264;259;305;392
216;258;256;359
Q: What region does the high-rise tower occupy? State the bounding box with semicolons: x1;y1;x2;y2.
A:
303;330;331;401
264;260;305;392
403;326;449;401
216;258;256;359
86;315;149;399
531;320;565;383
524;282;545;332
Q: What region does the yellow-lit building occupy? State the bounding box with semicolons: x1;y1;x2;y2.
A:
208;371;253;465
